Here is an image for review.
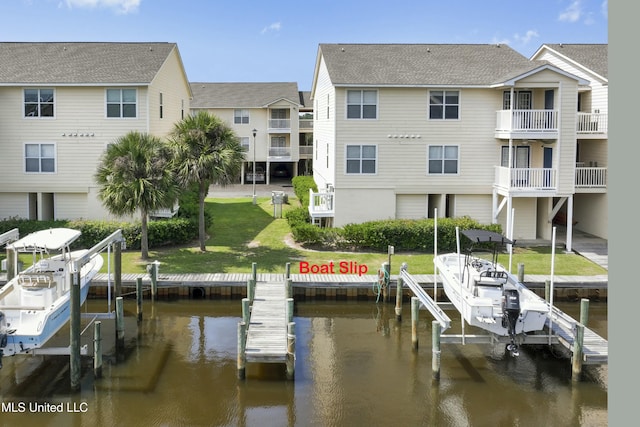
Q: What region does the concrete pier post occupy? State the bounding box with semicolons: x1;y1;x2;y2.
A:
411;297;419;350
286;322;295;380
94;321;102;378
432;320;441;381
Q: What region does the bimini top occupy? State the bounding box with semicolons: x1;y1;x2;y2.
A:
7;228;81;252
461;229;515;246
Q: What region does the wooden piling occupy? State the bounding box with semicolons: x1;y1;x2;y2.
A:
285;262;291;279
432;320;441;381
70;270;82;392
580;298;589;326
287;298;294;323
395;273;403;321
286;322;295;380
545;279;551;302
382;262;389;303
5;247;15;281
517;263;525;283
411;297;419;350
237;321;246;379
242;298;250;325
116;296;125;351
572;323;585;381
94;321;102;378
136;277;143;322
115;241;122;297
251;262;257;282
286;278;293;300
150;261;158;301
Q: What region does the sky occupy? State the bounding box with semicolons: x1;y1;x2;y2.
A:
0;0;609;91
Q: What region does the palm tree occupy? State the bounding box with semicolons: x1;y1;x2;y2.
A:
170;111;245;252
95;131;179;260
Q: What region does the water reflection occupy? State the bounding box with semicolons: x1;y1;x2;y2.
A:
0;299;607;426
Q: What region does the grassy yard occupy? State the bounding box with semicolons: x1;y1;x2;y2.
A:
98;195;606;277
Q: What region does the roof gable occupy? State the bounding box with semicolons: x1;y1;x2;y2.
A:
0;42;178;85
531;44;608;81
316;43;536;87
190;82;301;109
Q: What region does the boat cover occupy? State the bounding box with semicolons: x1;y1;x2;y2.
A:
7;228;81;252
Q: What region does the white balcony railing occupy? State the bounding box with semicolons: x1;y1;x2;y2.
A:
575;167;607;188
576;113;608;134
495;109;558;132
299;146;313;156
299;119;313;129
308;189;334;217
268;119;291;129
495;166;556;190
269;146;291;157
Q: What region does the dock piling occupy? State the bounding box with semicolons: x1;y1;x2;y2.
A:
94;321;102;378
517;263;525;283
70;270;82;392
572;323;585;381
382;262;390;302
580;298;589;326
411;297;419;350
395;272;404;321
432;320;441;381
116;296;125;352
286;322;295;380
238;321;246;379
136;277;143;322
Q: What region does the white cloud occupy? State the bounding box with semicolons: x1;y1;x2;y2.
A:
514;30;539;45
558;0;583;23
63;0;141;14
261;22;282;34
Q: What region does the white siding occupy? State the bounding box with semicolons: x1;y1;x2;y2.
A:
454;194;493;224
396;194;427;219
55;193;89;219
0;193;28;219
334;188;395;227
311;56;336;190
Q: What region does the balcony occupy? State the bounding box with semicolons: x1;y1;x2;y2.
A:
299;145;313;158
576;113;608;138
495;166;557;192
308;189;334;220
269;145;291;160
299;119;313;132
495;109;558;139
268;119;291;133
575;166;607;192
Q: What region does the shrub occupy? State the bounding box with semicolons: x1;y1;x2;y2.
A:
291;175;317;207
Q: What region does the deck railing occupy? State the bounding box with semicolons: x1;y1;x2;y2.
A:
575;167;607;188
576;113;608;134
495;109;558;132
495;166;556;190
308;189;334;216
268;146;291;157
299;119;313;130
268;119;291;129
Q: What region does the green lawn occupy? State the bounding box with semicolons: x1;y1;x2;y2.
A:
4;195;607;277
99;195;607;277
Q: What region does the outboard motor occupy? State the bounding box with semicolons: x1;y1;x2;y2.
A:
502;289;521;356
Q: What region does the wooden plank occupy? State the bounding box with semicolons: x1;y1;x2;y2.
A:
245;281;289;363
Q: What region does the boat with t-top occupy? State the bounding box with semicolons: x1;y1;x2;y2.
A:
433;228;549;356
0;228;103;367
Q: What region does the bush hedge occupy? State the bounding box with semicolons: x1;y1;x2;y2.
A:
291;175;317;207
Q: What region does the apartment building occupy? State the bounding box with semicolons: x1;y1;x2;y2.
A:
309;43;600;248
189;82;313;185
0;42;192;221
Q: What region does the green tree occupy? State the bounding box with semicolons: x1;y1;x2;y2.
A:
95;131;179;259
169;111;245;252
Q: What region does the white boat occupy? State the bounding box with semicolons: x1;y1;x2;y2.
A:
0;228;103;365
434;229;549;356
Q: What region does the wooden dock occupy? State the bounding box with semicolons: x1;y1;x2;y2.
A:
546;305;608;365
244;281;289;363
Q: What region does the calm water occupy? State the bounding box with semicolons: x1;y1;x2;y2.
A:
0;299;607;427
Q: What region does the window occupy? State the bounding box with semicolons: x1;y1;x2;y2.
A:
240;137;249;151
24;89;54;118
25;143;55;173
346;145;376;174
159;93;164;119
107;89;137;118
428;145;458;174
234;109;249;124
347;90;377;119
429;90;459;119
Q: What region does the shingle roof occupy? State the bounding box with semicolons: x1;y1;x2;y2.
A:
190;82;301;109
317;43;544;86
0;42;177;84
539;44;608;80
